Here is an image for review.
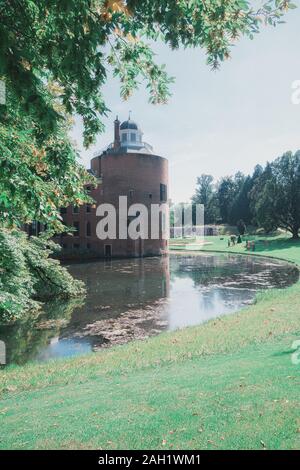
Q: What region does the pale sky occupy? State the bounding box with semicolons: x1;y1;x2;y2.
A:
71;3;300;203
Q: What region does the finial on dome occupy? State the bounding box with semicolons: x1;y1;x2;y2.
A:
128;110;132;120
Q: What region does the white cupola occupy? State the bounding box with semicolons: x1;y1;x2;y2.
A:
119;117;143;147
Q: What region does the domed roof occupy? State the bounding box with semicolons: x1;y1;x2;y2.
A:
120;120;139;130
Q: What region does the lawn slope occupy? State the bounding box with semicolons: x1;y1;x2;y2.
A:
1;235;300;450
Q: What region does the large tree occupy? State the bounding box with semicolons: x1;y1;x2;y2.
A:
192;174;220;224
0;0;294;146
217;176;237;223
251;152;300;239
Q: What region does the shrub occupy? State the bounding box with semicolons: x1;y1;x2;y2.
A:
0;229;85;323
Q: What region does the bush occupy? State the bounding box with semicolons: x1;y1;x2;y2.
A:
0;229;85;323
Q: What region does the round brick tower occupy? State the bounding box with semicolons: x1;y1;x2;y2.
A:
58;116;169;259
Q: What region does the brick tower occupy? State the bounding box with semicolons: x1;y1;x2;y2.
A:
56;116;169;259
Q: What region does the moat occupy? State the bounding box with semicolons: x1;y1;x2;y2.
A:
1;253;298;365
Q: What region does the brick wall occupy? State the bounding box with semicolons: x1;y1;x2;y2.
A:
54;150;169;260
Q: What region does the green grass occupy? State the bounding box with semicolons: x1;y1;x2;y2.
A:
1;235;300;450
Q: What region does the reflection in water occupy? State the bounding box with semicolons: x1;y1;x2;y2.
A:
0;253;298;365
0;297;85;365
36;337;92;362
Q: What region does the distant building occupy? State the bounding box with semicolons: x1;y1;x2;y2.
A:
54;116;169;259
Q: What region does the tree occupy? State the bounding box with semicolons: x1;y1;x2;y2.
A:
206;193;221;225
230;175;256;225
217;176;236;223
237;219;246;235
251;152;300;239
192;175;220;224
0;0;293;145
0;229;85;322
0;90;95;232
193;175;214;207
0;0;293;224
250;162;278;233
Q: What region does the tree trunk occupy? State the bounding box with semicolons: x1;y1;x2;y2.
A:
291;227;299;240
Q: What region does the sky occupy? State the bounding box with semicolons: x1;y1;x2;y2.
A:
71;3;300;203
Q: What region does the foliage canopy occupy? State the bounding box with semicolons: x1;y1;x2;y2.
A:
0;0;294;146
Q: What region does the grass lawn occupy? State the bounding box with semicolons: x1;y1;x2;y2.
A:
1;235;300;450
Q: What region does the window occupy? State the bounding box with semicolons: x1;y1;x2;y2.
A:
87;243;91;250
105;245;112;257
73;205;79;214
129;189;134;199
131;133;136;142
149;193;152;200
122;133;127;142
73;221;80;236
86;204;91;213
86;222;91;237
73;243;80;250
160;183;167;202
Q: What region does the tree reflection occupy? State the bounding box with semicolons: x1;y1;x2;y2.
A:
0;296;85;365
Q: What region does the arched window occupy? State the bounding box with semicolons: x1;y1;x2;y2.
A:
86;222;91;237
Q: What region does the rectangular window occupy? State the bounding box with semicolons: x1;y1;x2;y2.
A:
131;133;136;142
73;221;80;236
73;206;79;214
160;183;167;202
105;245;112;257
122;133;127;142
129;189;134;199
86;204;91;213
86;222;91;237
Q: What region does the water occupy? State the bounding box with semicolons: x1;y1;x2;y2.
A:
0;253;298;365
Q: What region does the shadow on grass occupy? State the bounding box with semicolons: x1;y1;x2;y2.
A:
272;349;295;357
243;236;300;255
